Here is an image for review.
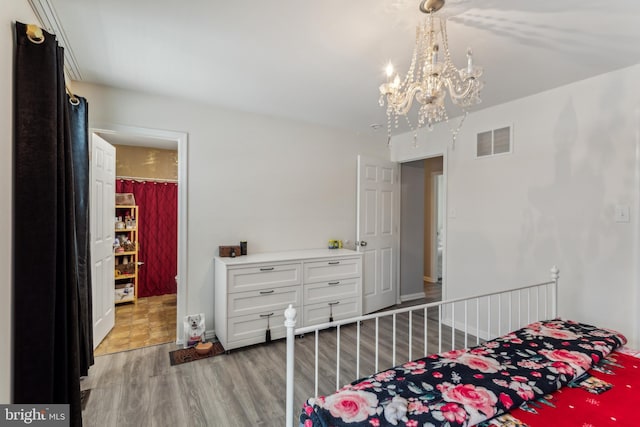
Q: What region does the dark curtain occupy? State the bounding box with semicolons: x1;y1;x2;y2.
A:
13;22;92;426
116;179;178;297
69;94;94;376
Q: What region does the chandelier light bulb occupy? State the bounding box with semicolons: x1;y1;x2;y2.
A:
385;62;395;79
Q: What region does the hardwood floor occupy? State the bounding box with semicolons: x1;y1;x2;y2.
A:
424;280;442;302
94;294;177;356
82;283;479;427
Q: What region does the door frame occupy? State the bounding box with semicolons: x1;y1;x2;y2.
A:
399;152;448;300
440;155;447;300
90;123;189;345
430;171;444;283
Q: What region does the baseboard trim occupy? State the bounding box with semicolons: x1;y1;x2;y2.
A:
401;291;426;303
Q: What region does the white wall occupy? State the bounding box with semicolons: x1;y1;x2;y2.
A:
391;64;640;349
400;161;425;299
72;81;387;337
1;2;40;404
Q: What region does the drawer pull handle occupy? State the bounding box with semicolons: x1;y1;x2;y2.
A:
328;281;340;285
259;290;275;295
260;267;275;271
259;313;274;318
328;301;340;306
328;261;340;265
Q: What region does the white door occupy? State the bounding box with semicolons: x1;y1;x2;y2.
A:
357;155;400;314
90;134;116;348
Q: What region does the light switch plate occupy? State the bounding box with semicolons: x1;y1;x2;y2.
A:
614;205;630;223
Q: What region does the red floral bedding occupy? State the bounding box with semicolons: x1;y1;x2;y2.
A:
299;319;627;427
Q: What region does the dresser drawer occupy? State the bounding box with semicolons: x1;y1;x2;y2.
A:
228;263;301;293
228;285;301;318
302;297;360;327
226;309;291;350
304;278;360;305
303;257;361;284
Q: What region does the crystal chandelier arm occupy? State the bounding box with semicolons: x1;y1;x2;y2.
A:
387;83;424;116
440;17;483;107
442;65;483;106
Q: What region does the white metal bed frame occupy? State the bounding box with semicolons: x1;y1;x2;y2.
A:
284;266;559;427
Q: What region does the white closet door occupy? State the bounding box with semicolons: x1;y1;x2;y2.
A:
357;155;400;314
90;134;116;348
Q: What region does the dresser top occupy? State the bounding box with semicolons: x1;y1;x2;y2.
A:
214;248;361;266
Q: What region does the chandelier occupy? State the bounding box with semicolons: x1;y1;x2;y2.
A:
378;0;483;140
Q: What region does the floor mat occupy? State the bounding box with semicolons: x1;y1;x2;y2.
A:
168;342;225;366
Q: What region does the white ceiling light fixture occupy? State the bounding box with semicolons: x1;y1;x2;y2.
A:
379;0;483;142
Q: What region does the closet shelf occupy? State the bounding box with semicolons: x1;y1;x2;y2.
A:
114;205;139;304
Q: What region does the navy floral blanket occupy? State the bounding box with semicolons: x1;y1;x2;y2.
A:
300;319;626;427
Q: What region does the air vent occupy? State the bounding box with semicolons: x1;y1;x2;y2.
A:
476;126;512;157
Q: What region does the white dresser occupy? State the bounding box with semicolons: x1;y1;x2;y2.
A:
214;249;362;351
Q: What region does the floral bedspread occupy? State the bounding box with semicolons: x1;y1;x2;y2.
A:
299;319;627;427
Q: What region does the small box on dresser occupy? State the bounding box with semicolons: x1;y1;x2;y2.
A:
214;249;363;351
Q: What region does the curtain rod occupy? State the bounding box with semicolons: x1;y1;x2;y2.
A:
117;175;178;183
26;24;80;105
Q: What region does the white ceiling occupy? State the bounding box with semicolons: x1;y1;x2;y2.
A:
42;0;640;135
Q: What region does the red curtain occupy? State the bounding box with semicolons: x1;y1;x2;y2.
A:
115;179;178;297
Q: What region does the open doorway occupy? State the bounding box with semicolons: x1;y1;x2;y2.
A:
90;125;188;355
400;156;444;304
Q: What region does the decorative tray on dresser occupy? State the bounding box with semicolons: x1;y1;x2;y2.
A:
214;249;363;351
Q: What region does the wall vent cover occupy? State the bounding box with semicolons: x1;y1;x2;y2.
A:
476;126;512;157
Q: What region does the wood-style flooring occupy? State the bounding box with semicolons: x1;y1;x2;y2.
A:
424;280;442;303
94;294;177;356
82;283;454;426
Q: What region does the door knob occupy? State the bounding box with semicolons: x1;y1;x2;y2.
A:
357;241;368;247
